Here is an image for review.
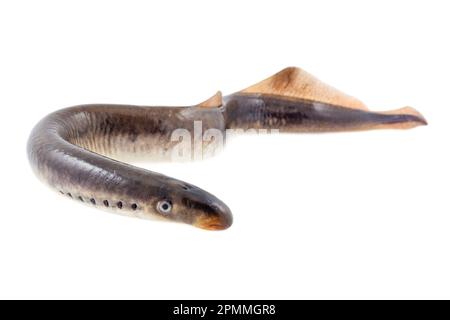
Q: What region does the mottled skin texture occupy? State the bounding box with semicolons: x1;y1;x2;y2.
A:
27;69;426;230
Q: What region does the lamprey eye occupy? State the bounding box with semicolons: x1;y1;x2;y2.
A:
157;200;172;214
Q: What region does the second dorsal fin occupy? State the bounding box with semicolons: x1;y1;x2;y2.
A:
197;91;223;108
240;67;368;111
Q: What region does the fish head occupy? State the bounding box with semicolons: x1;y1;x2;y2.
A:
147;180;233;231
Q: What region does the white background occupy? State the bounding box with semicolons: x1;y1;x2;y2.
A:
0;0;449;299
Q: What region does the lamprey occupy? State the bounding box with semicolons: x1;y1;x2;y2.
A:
27;67;427;230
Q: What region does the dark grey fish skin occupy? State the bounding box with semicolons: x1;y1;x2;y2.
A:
27;104;231;230
224;94;427;132
27;91;426;230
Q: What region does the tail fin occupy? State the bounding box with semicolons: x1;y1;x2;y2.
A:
235;67;427;130
376;106;428;129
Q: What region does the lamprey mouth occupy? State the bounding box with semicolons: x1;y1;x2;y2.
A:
194;207;233;231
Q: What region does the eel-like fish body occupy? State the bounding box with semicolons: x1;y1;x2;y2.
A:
27;67;427;230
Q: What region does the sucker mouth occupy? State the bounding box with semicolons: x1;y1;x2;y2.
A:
202;223;229;231
194;212;233;231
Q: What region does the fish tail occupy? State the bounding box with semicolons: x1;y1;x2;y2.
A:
374;106;428;129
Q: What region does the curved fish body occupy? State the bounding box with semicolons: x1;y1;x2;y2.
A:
27;104;230;230
27;67;426;230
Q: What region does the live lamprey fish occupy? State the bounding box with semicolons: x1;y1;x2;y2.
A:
27;67;427;230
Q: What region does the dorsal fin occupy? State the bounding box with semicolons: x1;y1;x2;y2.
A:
240;67;368;111
197;91;223;108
